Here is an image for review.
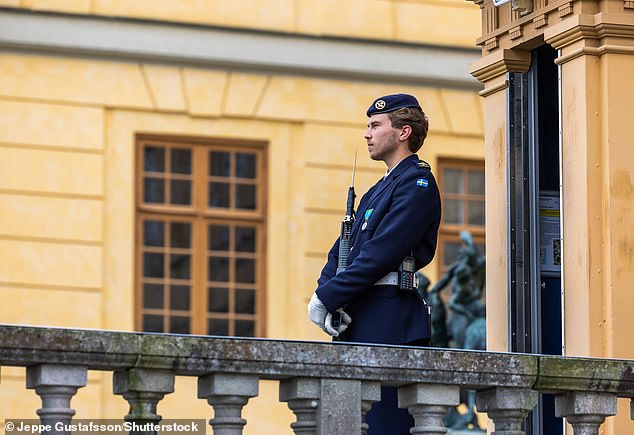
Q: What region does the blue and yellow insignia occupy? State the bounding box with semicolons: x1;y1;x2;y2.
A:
416;178;429;188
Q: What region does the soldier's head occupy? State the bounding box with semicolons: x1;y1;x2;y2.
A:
366;94;429;153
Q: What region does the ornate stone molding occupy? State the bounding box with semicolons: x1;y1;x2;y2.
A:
473;0;579;53
545;13;634;63
470;0;634;57
533;14;548;29
470;48;531;96
471;49;531;83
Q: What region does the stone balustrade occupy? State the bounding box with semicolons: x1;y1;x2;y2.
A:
1;325;634;434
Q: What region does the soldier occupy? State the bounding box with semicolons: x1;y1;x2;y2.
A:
308;93;442;434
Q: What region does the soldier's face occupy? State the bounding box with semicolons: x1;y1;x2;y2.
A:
364;114;399;162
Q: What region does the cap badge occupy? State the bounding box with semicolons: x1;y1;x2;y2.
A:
374;100;386;110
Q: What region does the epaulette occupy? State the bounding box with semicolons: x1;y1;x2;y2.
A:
417;160;431;169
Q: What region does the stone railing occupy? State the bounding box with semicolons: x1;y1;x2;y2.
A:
1;325;634;435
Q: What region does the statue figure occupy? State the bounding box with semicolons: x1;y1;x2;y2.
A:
416;230;486;431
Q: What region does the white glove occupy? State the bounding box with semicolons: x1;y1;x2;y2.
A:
308;293;329;333
325;309;352;337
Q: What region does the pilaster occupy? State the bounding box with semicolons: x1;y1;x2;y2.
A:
470;48;531;352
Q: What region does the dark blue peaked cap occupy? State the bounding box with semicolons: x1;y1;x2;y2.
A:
366;93;421;117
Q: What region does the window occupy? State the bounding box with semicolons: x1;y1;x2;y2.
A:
136;136;266;337
438;160;485;273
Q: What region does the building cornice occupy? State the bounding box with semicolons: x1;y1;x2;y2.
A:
545;12;634;63
470;48;531;93
0;8;481;90
469;0;634;55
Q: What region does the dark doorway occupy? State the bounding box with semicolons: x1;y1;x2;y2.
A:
507;44;563;435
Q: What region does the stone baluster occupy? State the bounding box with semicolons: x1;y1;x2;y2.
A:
360;381;381;434
398;383;460;435
198;373;259;435
279;378;320;434
113;368;175;435
317;379;363;435
26;364;87;435
554;392;617;435
476;387;538;435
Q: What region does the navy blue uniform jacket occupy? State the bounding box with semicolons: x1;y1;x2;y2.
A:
316;154;441;344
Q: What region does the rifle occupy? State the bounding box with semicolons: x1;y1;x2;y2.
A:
337;148;357;274
332;149;357;329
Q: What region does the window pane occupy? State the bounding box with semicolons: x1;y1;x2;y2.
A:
169;316;190;334
170;254;190;279
170;179;191;205
235;320;254;337
210;152;231;177
143;315;163;332
235;289;255;314
171;148;192;174
467;170;485;195
170;285;190;310
144;146;165;172
476;243;485;256
209;256;229;281
208;287;229;313
143;221;164;247
468;201;485;226
443;241;462;267
170;222;191;248
143;283;164;309
235;184;256;210
209;225;230;251
209;182;230;208
236;153;256;179
235;258;255;283
235;227;255;252
443;199;463;224
208;318;229;336
443;169;463;194
143;253;164;278
143;178;165;203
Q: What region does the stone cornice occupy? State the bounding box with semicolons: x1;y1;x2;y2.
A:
474;0;576;52
470;49;532;84
545;12;634;63
471;0;634;56
0;7;481;90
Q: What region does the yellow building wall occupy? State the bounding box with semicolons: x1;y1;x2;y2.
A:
0;1;483;431
1;0;480;48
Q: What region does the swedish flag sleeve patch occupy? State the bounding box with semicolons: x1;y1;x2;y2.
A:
416;178;429;188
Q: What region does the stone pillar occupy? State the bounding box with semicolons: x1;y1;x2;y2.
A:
198;373;259;435
113;368;175;434
476;387;537;435
279;378;320;435
397;383;460;434
554;392;617;435
360;382;381;434
317;379;362;435
26;364;87;435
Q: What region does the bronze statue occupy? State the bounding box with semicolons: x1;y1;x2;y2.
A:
416;230;486;431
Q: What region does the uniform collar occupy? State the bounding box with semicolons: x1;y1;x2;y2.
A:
384;154;418;181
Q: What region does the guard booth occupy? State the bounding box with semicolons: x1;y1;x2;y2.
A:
469;0;634;433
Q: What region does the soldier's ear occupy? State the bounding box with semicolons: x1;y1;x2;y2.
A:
399;125;413;142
